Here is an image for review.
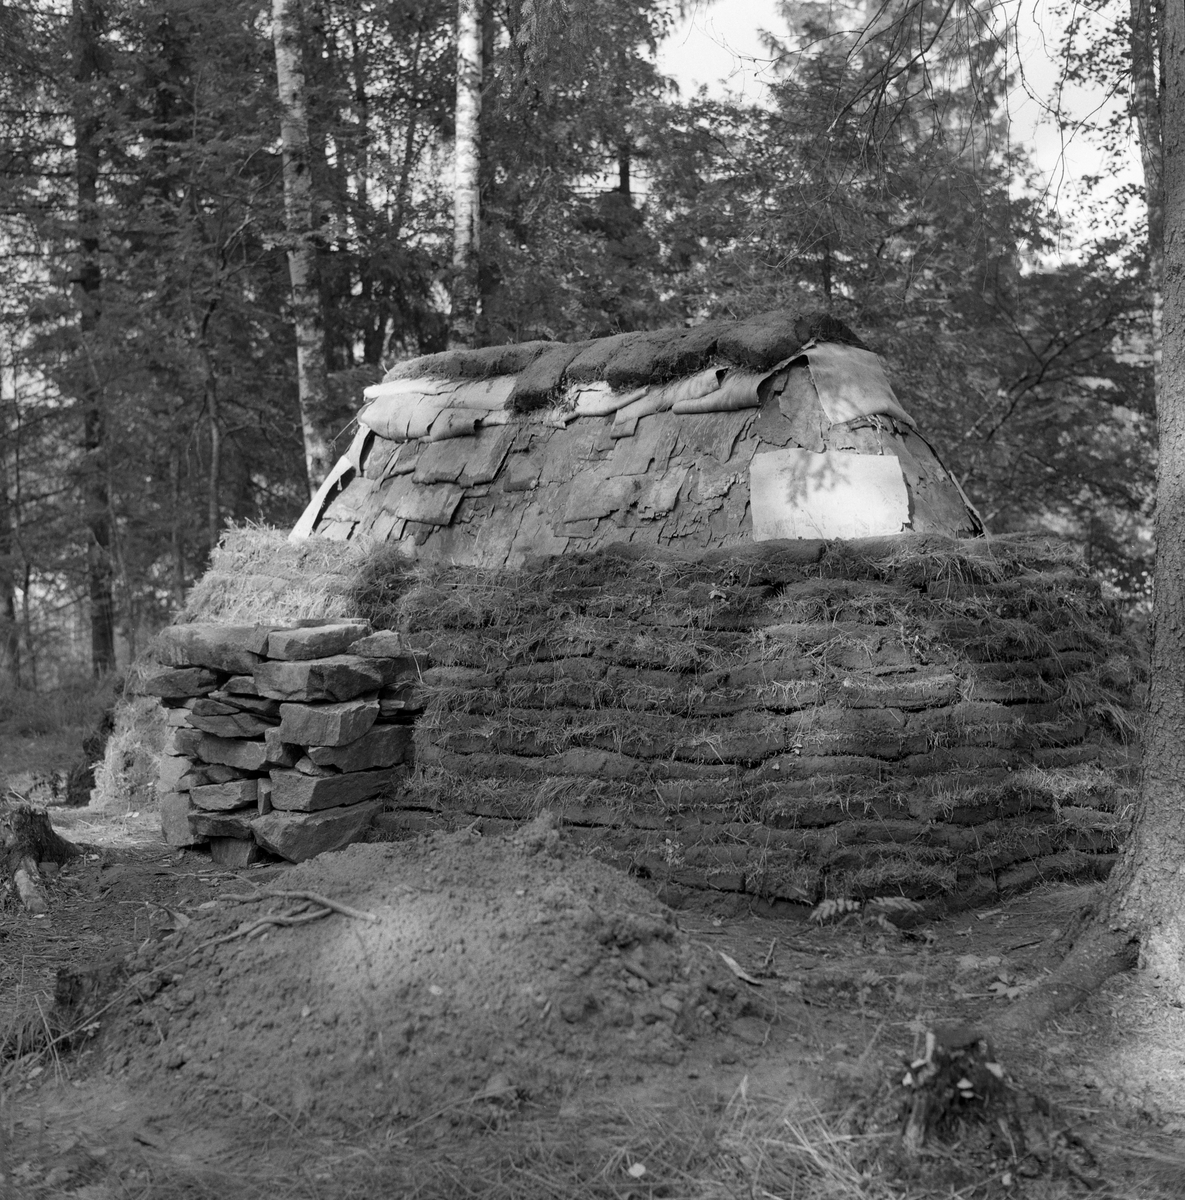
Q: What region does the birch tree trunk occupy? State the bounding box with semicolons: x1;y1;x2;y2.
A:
450;0;482;349
0;391;19;689
71;0;115;677
271;0;333;494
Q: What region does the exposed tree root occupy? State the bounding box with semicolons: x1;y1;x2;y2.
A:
988;921;1139;1042
900;915;1140;1152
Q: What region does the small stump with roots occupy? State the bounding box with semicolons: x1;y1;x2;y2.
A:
899;1023;1104;1188
0;799;82;914
901;1024;1010;1151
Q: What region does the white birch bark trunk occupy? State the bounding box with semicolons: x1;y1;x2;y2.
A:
451;0;482;349
272;0;333;493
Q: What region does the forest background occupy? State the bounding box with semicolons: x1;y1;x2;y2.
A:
0;0;1155;690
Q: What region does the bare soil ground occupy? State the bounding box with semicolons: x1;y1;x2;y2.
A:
2;766;1183;1198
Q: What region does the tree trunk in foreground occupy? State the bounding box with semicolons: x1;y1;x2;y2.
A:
450;0;482;349
72;0;116;677
272;0;333;494
1106;0;1185;995
993;0;1185;1037
1132;0;1164;399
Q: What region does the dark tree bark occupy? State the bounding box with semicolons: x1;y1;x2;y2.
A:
1106;0;1185;990
1132;0;1164;396
169;445;186;610
990;0;1185;1039
72;0;115;677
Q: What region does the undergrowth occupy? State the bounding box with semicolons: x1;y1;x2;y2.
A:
0;675;116;740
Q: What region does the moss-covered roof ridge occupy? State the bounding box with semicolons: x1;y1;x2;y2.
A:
382;310;868;413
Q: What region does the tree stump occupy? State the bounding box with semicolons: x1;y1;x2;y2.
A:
901;1024;1009;1152
0;799;82;913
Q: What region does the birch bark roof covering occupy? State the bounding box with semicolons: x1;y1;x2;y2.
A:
292;309;981;562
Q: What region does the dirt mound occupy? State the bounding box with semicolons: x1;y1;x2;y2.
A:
100;815;745;1132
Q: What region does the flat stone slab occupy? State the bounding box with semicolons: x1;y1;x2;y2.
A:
252;800;382;863
175;766;211;790
253;656;385;702
187;710;278;738
157;755;195;793
294;755;335;776
138;667;221;699
206;692;281;717
265;623;372;661
190;809;257;839
277;699;378;747
209;836;265;867
197;735;268;772
269;767;393;812
202;763;248;784
264;728;299;767
196;731;297;771
349;631;408;658
159;791;208;847
191;778;259;812
163;728;204;757
222;675;262;696
155;624;272;674
308;724;412;771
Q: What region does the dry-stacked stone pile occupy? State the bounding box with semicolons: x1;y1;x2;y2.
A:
136;621;420;865
363;533;1138;910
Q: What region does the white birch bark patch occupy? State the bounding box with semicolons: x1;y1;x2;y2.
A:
749;448;910;541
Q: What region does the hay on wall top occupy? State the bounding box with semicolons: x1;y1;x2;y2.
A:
292;310;982;566
177;526;366;626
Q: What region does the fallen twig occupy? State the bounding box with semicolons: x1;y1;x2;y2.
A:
217;887;378;923
719;950;763;986
759;938;777;973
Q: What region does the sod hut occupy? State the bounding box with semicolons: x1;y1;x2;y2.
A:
142;310;1139;912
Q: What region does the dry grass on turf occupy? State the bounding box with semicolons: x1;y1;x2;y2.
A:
317;1098;904;1200
89;695;167;816
177;522;368;626
357;534;1095;633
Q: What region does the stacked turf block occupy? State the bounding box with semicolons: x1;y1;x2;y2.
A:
371;536;1137;909
139;621;419;864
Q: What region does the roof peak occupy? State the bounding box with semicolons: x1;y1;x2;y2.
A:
382;309;868;411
